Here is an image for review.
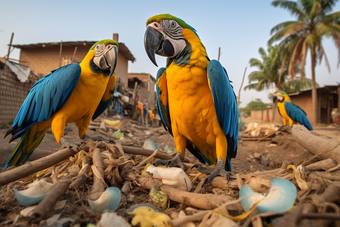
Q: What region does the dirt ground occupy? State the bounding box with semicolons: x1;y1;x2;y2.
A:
1;116;340;174
1;116;340;226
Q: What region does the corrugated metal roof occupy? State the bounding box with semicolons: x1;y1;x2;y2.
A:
12;41;136;62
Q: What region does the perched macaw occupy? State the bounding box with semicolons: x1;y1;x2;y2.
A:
4;39;118;168
144;14;239;185
273;91;312;130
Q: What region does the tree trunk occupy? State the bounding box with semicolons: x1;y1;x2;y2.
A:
311;49;318;125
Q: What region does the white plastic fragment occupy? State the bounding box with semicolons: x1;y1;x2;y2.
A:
14;179;54;206
240;178;297;213
143;139;161;151
143;165;192;191
20;206;37;217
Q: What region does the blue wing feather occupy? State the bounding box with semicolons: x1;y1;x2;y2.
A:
156;68;205;163
7;63;81;141
284;102;313;130
92;89;115;120
207;60;239;170
92;73;116;120
156;68;171;131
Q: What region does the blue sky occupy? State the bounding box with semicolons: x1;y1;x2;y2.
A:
0;0;339;107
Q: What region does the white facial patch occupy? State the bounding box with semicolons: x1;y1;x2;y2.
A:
170;39;186;58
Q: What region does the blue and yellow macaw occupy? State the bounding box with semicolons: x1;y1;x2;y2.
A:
144;14;239;185
4;39;118;168
273;91;312;130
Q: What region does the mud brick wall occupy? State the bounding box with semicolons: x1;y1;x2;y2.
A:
250;108;282;124
0;62;36;125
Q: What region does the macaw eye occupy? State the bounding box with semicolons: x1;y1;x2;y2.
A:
171;21;176;27
95;43;105;56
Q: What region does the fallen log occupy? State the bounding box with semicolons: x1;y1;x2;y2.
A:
0;147;78;187
291;125;340;163
136;177;243;212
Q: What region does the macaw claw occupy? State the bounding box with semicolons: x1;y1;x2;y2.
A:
152;152;186;171
60;137;81;151
192;158;230;187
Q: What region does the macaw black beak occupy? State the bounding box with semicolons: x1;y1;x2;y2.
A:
106;45;118;77
144;26;175;67
144;27;163;67
273;96;278;103
98;45;118;77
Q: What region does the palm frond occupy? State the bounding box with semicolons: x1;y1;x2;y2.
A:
288;35;305;78
272;0;305;19
321;11;340;23
300;40;308;79
283;22;306;37
258;47;268;60
249;58;265;70
332;33;340;67
278;57;287;85
316;22;333;36
248;71;266;81
318;45;331;72
270;21;298;35
281;77;319;92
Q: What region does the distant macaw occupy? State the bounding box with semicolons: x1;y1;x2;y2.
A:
4;39;118;168
273;91;312;130
144;14;239;185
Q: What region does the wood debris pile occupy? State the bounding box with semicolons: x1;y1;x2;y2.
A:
0;125;340;227
240;122;288;142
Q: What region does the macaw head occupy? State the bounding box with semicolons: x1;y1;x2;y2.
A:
144;14;200;67
88;39;118;77
273;91;291;103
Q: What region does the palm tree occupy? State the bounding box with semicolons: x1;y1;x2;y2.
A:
268;0;340;125
281;76;318;92
244;45;315;92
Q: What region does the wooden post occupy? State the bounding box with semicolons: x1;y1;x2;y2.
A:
131;81;138;118
59;41;63;67
238;67;247;108
217;47;221;61
6;33;14;60
72;46;77;62
271;103;277;123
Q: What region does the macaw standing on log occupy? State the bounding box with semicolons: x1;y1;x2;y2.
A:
4;39;118;168
273;91;313;130
144;14;239;185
